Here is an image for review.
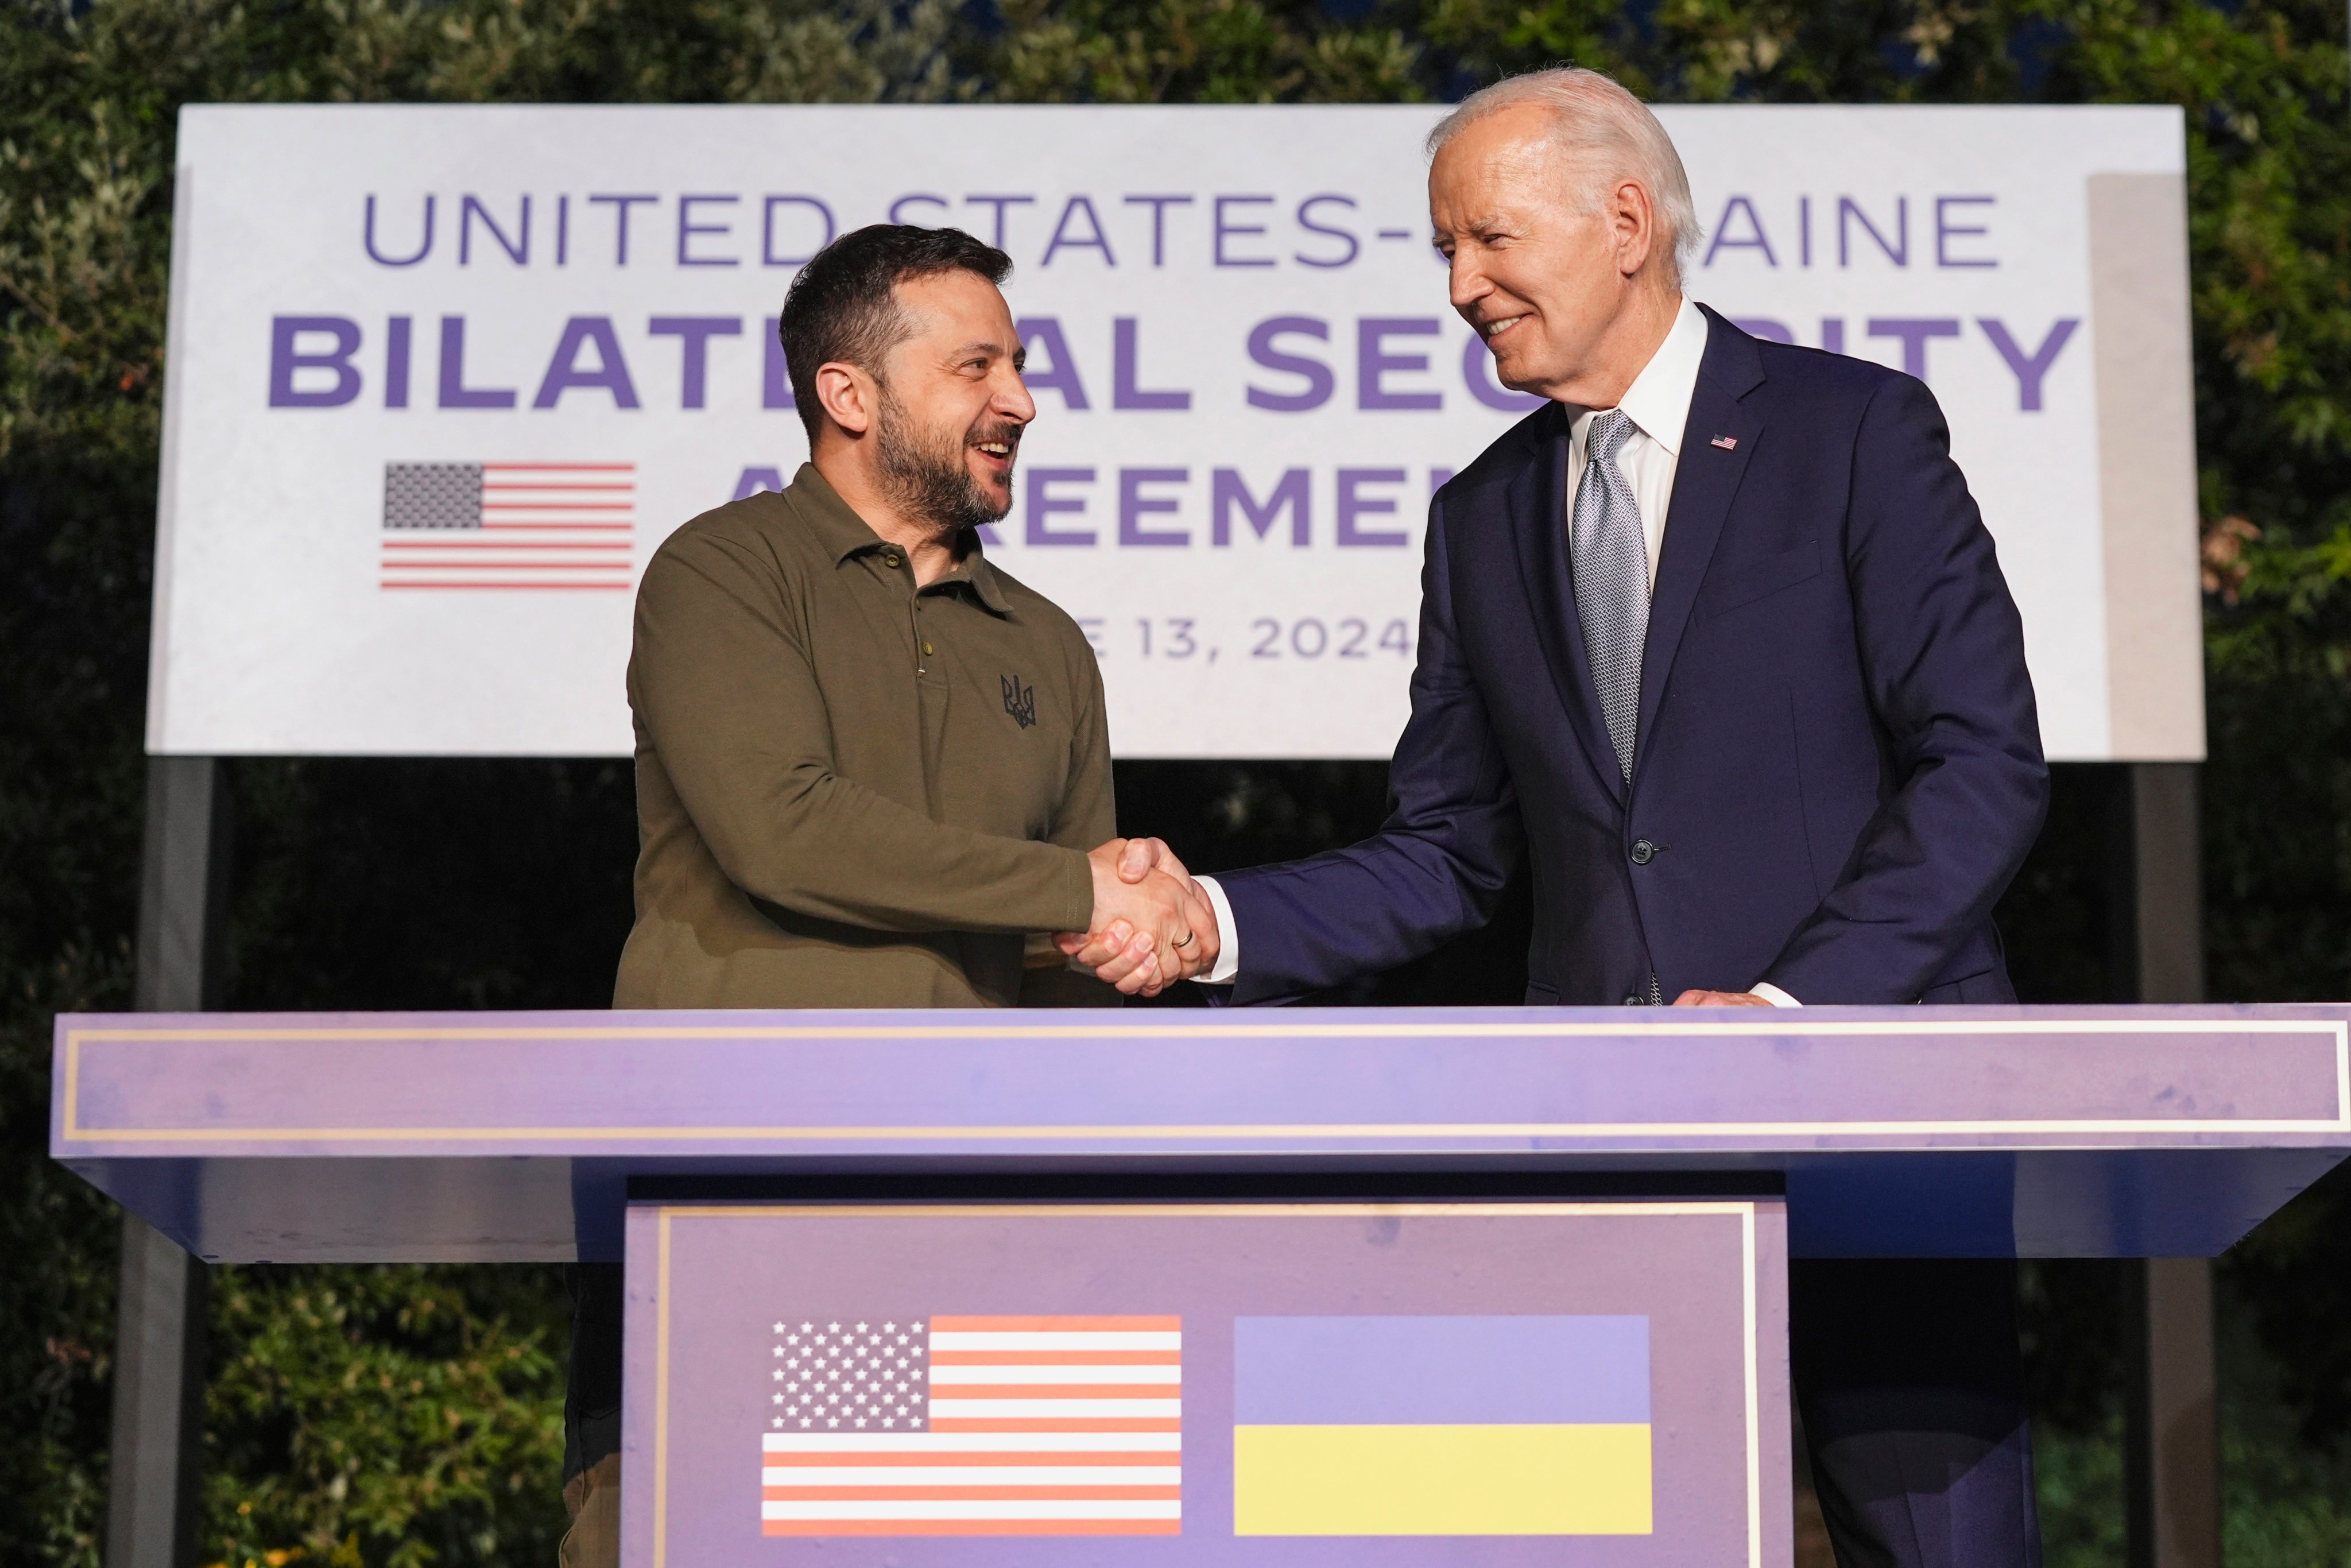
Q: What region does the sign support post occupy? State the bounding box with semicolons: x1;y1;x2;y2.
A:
2125;761;2221;1568
106;756;230;1568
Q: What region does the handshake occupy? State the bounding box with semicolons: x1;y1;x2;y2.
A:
1056;839;1219;997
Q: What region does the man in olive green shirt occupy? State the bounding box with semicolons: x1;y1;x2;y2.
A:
563;224;1216;1568
617;235;1207;1009
617;457;1122;1008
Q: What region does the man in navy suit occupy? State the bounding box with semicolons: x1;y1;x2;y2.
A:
1068;67;2050;1568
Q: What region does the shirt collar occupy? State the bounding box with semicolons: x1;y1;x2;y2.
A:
930;544;1013;615
1570;295;1710;457
785;462;1012;615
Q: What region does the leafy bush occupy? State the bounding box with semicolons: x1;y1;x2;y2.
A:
6;1;2351;1564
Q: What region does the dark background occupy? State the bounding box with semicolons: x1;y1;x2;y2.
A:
6;0;2351;1563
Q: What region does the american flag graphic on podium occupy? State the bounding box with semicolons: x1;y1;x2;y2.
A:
379;461;635;590
759;1315;1182;1535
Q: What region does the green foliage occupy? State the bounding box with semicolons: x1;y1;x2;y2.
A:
2217;1257;2351;1567
3;11;178;1568
203;1268;567;1568
989;0;1423;103
7;0;2351;1564
0;4;970;1564
2034;1416;2128;1568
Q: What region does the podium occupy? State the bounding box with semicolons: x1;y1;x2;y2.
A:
52;1004;2351;1567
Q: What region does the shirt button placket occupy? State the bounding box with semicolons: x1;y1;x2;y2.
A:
882;552;926;675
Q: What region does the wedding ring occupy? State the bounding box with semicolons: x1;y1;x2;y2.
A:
1172;932;1195;948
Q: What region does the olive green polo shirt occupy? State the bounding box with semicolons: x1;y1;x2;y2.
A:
614;464;1113;1010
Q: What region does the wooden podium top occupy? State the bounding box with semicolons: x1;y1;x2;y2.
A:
51;1004;2351;1264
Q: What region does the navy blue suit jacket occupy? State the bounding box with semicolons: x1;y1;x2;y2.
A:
1217;308;2048;1006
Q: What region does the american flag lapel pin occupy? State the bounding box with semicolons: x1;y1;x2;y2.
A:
1710;435;1739;451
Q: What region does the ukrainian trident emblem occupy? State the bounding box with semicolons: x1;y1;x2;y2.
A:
1001;674;1037;730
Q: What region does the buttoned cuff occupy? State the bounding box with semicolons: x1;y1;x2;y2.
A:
1049;844;1101;935
1750;982;1802;1008
1194;876;1241;985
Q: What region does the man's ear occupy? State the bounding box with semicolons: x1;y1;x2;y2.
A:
1610;178;1656;280
814;362;876;437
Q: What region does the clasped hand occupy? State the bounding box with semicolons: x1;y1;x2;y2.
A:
1058;839;1220;997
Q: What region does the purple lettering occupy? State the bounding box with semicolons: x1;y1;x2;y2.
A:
459;195;529;266
363;194;433;267
437;316;514;409
1113;319;1190;411
587;194;657;266
649;316;743;409
734;467;787;500
1820;317;1846;355
1212;469;1310;547
1027;468;1097;547
762;332;795;411
1337;468;1409;547
1936;196;1997;268
889;193;949;227
1977;318;2079;411
268;316;363;408
1041;196;1116;268
1246;318;1334;413
965;194;1035;250
1014;318;1090;411
762;196;835;266
1359;319;1442;411
677;195;739;268
1703;196;1777;268
1731;318;1797;344
1122;195;1193;268
1119;468;1190;547
1866;318;1960;380
533;316;641;409
385;315;412;409
1214;195;1275;268
1839;197;1909;268
1295;195;1359;269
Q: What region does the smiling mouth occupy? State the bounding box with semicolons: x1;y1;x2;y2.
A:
1481;314;1529;341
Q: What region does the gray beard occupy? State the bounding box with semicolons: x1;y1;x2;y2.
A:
875;387;1010;535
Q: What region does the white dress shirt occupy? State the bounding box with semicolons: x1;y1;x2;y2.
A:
1195;297;1796;1006
1567;292;1707;590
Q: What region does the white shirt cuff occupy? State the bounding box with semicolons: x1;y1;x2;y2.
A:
1193;875;1241;985
1749;982;1802;1008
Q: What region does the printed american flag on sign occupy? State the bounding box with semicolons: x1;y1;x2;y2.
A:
760;1315;1182;1536
379;461;634;591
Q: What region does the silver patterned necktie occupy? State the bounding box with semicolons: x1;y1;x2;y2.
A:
1571;408;1649;783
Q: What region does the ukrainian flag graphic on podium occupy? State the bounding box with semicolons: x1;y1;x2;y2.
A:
1231;1315;1653;1536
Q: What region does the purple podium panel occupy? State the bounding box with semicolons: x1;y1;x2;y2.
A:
622;1201;1792;1568
51;1006;2351;1260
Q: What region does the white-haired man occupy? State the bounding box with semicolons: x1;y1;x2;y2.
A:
1075;68;2050;1568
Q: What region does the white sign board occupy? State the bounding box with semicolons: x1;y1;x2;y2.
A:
149;103;2202;760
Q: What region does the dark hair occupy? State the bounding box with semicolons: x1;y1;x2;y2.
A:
778;224;1014;443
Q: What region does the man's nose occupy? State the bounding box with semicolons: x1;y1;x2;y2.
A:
997;366;1037;424
1448;252;1490;313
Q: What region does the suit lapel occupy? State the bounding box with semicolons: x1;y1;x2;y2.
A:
1635;311;1765;781
1506;402;1626;803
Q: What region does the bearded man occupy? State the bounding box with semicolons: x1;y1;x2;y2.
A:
560;224;1210;1567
